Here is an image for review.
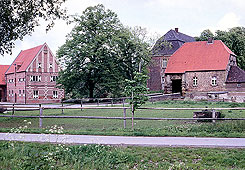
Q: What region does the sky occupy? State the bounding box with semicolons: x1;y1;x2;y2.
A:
1;0;245;65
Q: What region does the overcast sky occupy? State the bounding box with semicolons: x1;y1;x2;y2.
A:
1;0;244;65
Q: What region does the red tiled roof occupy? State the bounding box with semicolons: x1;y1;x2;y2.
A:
0;65;10;85
5;44;44;74
165;40;235;74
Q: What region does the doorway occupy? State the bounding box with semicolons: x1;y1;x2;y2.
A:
172;79;182;94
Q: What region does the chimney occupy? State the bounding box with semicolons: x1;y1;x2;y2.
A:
207;37;213;44
175;28;179;33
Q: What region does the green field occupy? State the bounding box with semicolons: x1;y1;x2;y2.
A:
0;141;245;170
1;100;245;137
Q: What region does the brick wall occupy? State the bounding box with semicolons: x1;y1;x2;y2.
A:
147;56;170;91
185;70;227;92
6;44;64;104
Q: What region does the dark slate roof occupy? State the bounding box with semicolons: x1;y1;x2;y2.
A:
152;29;195;56
226;66;245;83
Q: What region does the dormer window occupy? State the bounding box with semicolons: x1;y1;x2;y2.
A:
38;63;42;68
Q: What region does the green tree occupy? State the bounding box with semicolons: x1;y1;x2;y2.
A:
195;29;214;41
124;72;149;128
57;5;151;98
196;27;245;69
0;0;67;55
124;72;149;111
215;27;245;69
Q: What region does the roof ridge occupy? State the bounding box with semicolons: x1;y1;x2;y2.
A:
5;44;45;74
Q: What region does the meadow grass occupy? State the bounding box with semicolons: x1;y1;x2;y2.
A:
0;100;245;137
0;141;245;170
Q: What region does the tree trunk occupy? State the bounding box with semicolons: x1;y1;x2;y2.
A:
89;82;95;98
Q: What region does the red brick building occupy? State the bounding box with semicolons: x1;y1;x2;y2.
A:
165;39;245;102
148;28;195;91
5;43;64;104
0;65;10;102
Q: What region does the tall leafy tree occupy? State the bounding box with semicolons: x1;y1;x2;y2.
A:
57;4;151;98
215;27;245;69
196;27;245;70
195;29;214;41
0;0;67;55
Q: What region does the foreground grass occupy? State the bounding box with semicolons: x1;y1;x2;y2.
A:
0;141;245;170
0;100;245;137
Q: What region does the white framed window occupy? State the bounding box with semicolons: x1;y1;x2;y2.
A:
30;75;41;82
211;76;217;86
19;90;21;97
23;90;25;97
53;91;58;98
8;79;14;83
33;90;39;99
12;90;14;96
38;76;41;82
193;76;198;87
49;63;53;68
38;63;42;69
162;77;165;83
162;59;167;68
9;90;11;96
50;76;58;82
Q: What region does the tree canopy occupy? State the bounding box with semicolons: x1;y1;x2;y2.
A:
57;4;151;98
196;27;245;70
0;0;67;55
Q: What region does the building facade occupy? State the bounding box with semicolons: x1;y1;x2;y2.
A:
5;43;64;104
165;39;245;102
0;65;10;102
147;28;195;91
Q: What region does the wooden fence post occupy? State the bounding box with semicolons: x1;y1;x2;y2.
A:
123;108;126;128
39;104;43;128
12;104;15;115
212;109;216;123
131;92;134;129
80;100;83;111
111;99;113;106
122;98;125;107
61;101;64;114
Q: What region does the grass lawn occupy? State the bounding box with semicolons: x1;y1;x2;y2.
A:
0;100;245;137
0;141;245;170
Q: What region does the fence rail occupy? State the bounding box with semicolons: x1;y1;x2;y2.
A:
1;104;245;129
